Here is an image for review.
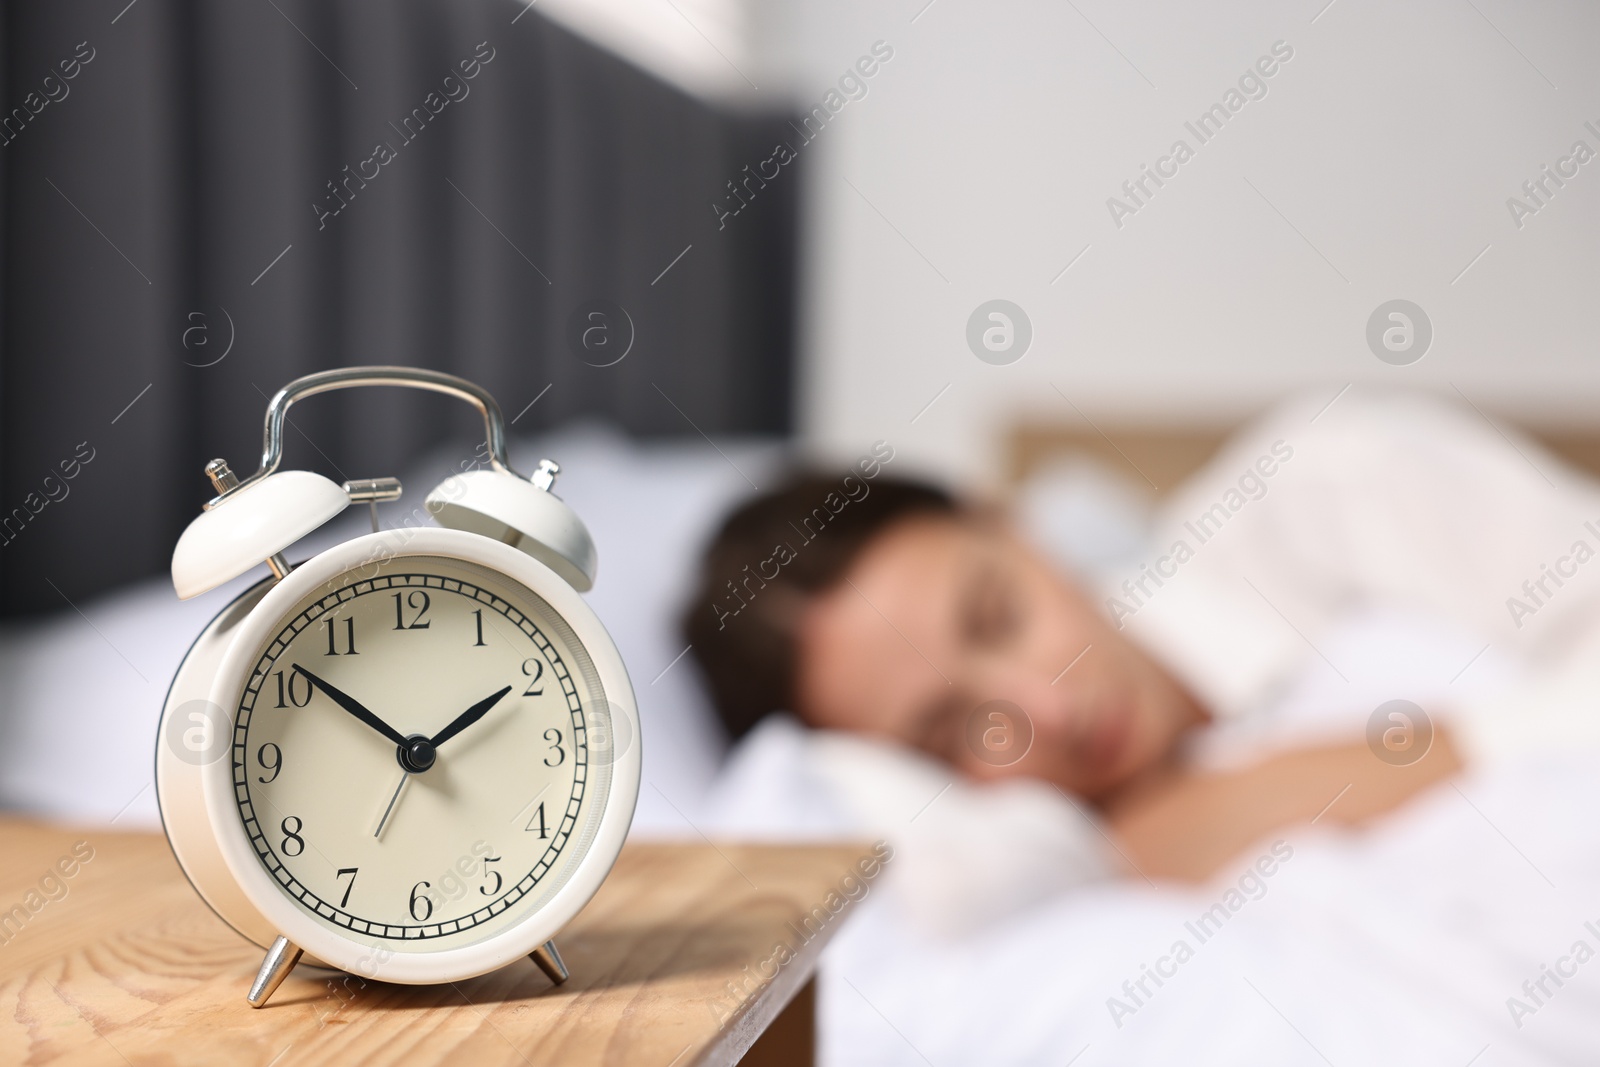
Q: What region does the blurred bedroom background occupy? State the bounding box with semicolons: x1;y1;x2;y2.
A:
8;3;1600;1063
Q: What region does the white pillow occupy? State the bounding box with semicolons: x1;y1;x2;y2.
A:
703;714;1115;938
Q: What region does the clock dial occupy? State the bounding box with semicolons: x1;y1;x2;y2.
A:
229;555;614;950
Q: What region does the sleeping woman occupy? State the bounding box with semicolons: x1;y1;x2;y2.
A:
680;392;1600;881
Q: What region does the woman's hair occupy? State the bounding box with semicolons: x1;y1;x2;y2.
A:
681;472;957;741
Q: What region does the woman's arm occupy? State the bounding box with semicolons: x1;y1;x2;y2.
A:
1101;729;1462;882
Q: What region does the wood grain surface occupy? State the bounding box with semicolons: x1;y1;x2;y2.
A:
0;819;881;1066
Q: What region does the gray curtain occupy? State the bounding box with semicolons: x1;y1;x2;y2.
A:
0;0;796;616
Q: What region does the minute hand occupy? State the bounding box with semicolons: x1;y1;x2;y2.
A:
292;664;408;747
429;685;513;748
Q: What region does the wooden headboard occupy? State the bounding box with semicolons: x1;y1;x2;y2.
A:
1009;421;1600;496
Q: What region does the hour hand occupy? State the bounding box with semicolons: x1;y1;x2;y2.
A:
291;664;408;747
430;685;513;748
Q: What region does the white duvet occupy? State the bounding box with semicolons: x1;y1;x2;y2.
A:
813;751;1600;1067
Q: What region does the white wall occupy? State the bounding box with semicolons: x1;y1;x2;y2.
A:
757;0;1600;482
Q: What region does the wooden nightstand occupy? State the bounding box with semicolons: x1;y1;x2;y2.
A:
0;818;880;1065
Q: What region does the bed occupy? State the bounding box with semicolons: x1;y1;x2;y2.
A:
4;401;1600;1065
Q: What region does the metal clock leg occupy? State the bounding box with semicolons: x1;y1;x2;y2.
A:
530;939;569;985
247;935;305;1007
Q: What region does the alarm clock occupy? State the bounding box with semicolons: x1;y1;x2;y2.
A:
155;367;640;1007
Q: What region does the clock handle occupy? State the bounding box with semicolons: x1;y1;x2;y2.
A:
211;366;518;508
246;935;305;1008
530;939;569;986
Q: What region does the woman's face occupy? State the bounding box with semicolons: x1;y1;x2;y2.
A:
794;514;1204;801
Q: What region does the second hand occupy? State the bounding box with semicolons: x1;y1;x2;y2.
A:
373;773;409;840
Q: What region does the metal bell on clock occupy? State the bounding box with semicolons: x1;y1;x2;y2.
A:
170;460;350;600
424;460;597;592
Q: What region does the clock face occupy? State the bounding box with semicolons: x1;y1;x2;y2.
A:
228;554;615;952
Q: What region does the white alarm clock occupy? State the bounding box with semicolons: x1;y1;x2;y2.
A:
155;367;640;1007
